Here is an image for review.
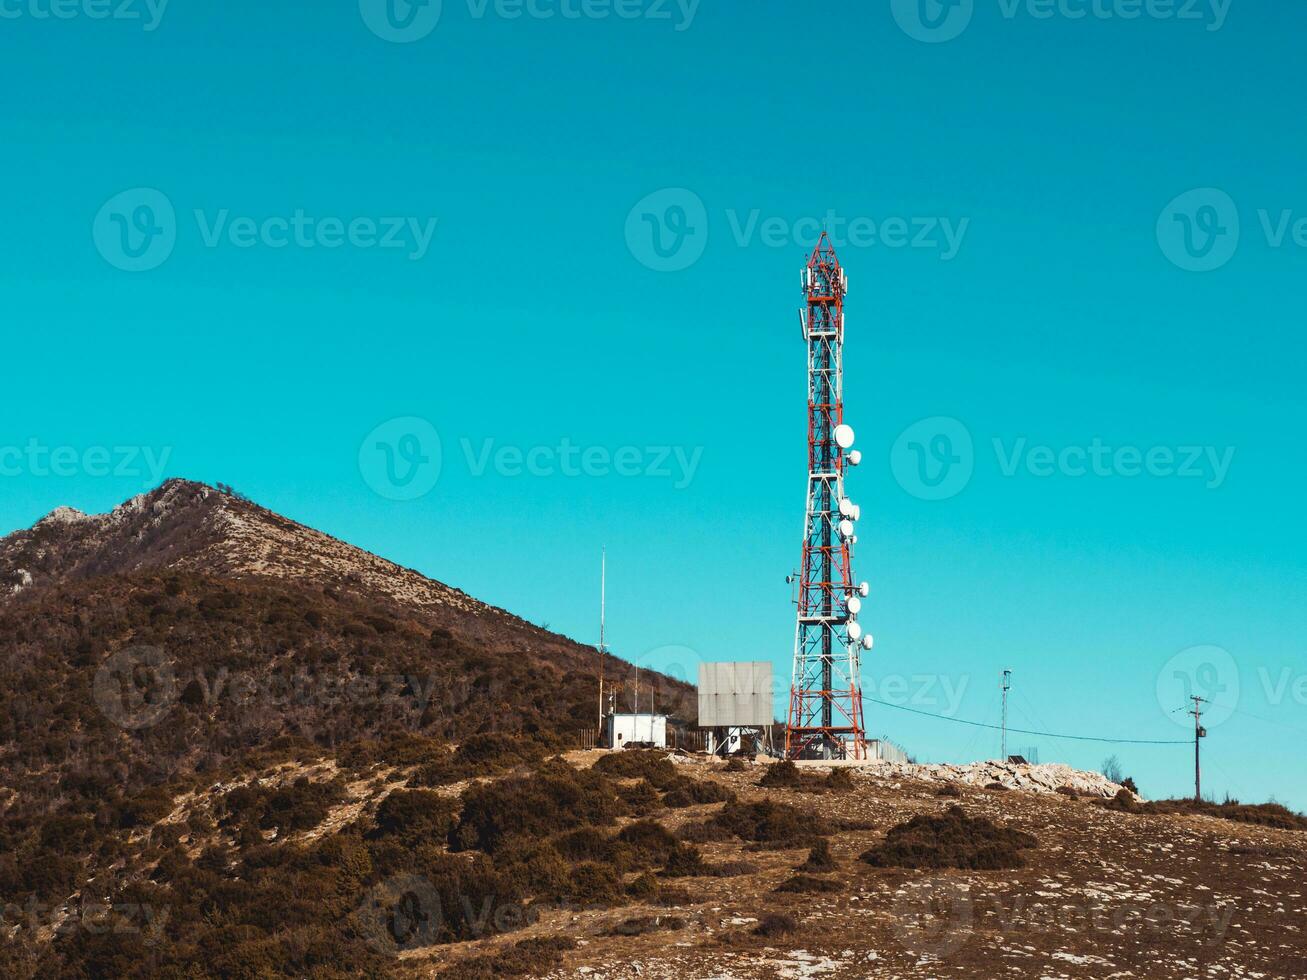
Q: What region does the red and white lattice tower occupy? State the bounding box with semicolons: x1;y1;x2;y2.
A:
785;233;871;759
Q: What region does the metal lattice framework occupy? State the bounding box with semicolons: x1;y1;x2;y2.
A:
785;233;868;759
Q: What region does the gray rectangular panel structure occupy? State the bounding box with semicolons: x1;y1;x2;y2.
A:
698;661;774;728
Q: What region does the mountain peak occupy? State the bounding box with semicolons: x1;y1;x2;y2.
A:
1;479;484;617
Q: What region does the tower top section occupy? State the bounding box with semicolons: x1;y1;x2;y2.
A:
803;231;848;304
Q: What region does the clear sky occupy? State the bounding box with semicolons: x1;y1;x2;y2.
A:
3;0;1305;809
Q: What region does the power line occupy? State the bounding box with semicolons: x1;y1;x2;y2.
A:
865;697;1192;745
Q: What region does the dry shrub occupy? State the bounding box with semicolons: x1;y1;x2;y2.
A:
593;751;678;787
677;818;735;844
826;768;855;792
984;782;1009;791
662;778;735;809
441;935;576;979
607;914;686;936
709;860;759;877
625;872;660;900
759;759;805;788
566;862;624;907
369;789;459;844
860;805;1038;870
618;779;663;816
411;733;553;787
797;839;836;872
936;783;962;798
709;800;828;847
1098;795;1307;831
775;874;842;894
1097;788;1140;813
754;913;798;938
552;826;615;864
616;819;679;867
656;885;694;906
661;842;709;877
452;762;622;853
724;758;746;773
1056;785;1079;799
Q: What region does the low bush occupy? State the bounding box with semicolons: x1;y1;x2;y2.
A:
662;777;735;808
708;800;829;847
607;914;686;936
661;842;709;877
452;763;622;853
440;935;576;979
775;874;842;894
369;789;459;844
758;759;805;788
860;806;1038;870
1096;795;1307;831
826;768;855;792
797;839;836;872
593;751;678;788
754;913;798;938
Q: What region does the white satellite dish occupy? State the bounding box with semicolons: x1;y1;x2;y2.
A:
847;595;862;615
838;498;853;517
847;450;862;466
850;535;858;545
834;424;855;450
858;582;869;598
851;505;861;521
861;634;874;650
847;620;863;641
838;519;854;538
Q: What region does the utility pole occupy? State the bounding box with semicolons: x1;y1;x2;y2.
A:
1189;696;1207;802
1000;669;1012;761
597;549;606;742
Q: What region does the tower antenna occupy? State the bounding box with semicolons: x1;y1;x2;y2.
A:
1001;669;1012;760
597;548;606;739
785;233;869;760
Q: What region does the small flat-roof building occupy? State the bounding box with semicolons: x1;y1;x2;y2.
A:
605;713;667;750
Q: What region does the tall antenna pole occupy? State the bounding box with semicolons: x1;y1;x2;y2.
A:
784;233;868;760
597;548;606;740
1001;669;1012;760
1189;696;1207;802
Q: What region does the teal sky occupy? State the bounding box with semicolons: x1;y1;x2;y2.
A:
3;1;1305;808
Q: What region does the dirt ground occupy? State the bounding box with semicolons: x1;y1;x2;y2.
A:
402;752;1307;980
